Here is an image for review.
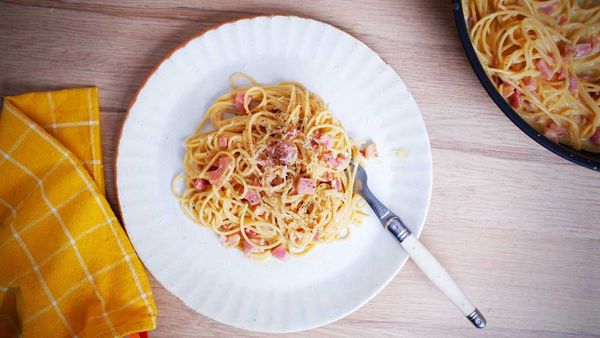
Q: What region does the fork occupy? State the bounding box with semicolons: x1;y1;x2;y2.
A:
353;163;486;328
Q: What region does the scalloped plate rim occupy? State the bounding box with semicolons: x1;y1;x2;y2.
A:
116;15;433;333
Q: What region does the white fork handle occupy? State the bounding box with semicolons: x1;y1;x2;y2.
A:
386;218;486;328
356;174;485;328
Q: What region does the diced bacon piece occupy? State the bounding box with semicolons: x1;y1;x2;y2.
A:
544;123;567;143
193;178;209;192
590;128;600;145
499;83;514;98
244;189;261;205
271;245;290;260
318;134;334;149
591;92;600;100
362;142;378;159
270;176;283;186
560;44;575;59
558;15;568;25
523;77;537;92
242;240;255;256
218;135;228;149
492;75;503;86
323;154;347;170
508;90;521;109
331;179;342;191
244;228;257;238
247;179;261;187
267;140;297;165
313;231;320;241
522;101;536;113
538;3;556;15
207;156;232;185
234;92;245;112
234;92;256;113
334;156;348;169
221;234;241;248
568;77;578;95
536;58;554;80
323;153;337;167
556;68;567;81
218;156;233;168
562;40;598;59
574;42;593;58
296;177;316;195
242;239;265;256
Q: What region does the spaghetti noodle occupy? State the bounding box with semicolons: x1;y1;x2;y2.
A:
174;74;369;259
465;0;600;151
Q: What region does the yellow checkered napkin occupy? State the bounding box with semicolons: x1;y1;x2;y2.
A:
0;88;157;337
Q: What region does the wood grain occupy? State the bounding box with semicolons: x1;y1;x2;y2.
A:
1;1;599;337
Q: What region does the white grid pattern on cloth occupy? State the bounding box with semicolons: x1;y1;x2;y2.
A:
0;185;86;252
0;147;65;251
84;160;102;166
0;198;17;219
24;253;137;326
87;291;152;322
86;89;100;187
7;217;117;287
0;128;33;169
4;103;156;327
8;220;76;336
47;92;57;131
44;121;99;129
0;157;69;256
0;149;118;336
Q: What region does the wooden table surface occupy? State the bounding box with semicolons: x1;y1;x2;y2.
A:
1;0;599;337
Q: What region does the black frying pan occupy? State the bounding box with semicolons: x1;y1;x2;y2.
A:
451;0;600;171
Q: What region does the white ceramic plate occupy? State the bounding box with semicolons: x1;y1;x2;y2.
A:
116;16;432;333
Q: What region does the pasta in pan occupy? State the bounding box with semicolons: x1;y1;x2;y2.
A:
174;74;378;260
465;0;600;151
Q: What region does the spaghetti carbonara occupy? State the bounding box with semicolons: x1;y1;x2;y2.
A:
465;0;600;151
174;74;376;260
